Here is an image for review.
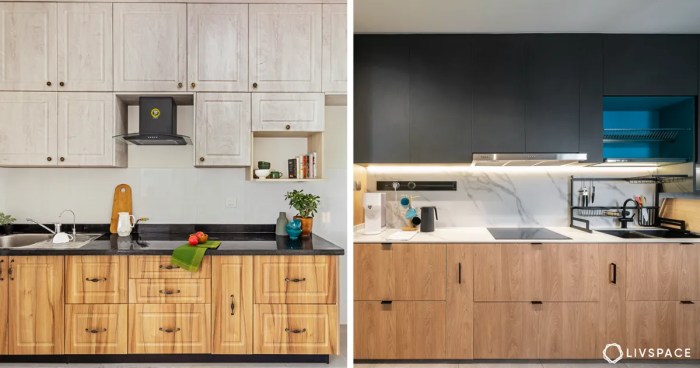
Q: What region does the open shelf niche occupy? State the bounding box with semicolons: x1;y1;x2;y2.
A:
249;131;324;182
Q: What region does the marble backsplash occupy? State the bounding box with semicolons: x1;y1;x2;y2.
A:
365;167;661;228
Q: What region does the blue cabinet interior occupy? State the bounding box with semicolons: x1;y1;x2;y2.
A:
603;96;695;161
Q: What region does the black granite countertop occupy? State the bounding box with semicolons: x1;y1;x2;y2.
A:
0;224;345;256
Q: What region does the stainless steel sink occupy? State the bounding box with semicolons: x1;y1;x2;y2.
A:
597;229;700;239
0;233;53;248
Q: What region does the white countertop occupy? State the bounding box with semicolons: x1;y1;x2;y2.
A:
353;226;700;244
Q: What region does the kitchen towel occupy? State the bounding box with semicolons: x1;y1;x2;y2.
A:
170;241;221;272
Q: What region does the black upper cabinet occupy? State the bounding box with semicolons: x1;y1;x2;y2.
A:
524;35;581;153
604;35;699;96
578;35;604;163
472;35;526;153
354;35;411;163
409;35;472;163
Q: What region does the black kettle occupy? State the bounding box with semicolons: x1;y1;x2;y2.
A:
420;206;438;232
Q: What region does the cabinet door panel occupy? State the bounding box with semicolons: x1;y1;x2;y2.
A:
187;4;248;92
354;243;394;301
129;279;210;304
254;255;337;304
626;301;699;359
0;92;57;166
626;243;700;301
8;256;64;355
474;302;539;359
322;4;346;93
0;3;57;91
252;93;324;132
57;92;115;166
195;93;251;166
249;4;321;92
128;304;211;354
0;257;7;355
65;304;127;354
114;3;186;91
445;245;473;359
129;256;211;279
212;256;253;354
539;302;600;359
254;304;338;355
474;244;542;301
541;244;599;302
57;3;112;91
65;256;127;304
579;35;604;163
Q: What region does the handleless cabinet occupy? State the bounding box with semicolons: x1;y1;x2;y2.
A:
0;92;58;166
626;243;700;301
114;3;187;92
0;257;7;355
195;93;252;167
322;4;347;93
249;4;322;92
0;3;57;91
187;4;248;92
626;301;699;359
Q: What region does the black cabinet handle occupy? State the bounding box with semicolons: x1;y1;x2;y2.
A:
285;328;306;334
252;82;258;88
47;157;52;162
159;327;181;333
85;277;107;283
0;259;3;281
191;82;196;88
458;262;462;284
531;301;543;305
609;263;617;284
230;294;236;315
681;301;695;304
159;289;181;295
285;124;291;130
8;259;13;281
380;300;392;305
85;328;107;334
285;277;306;283
46;81;52;86
59;81;65;87
159;265;180;270
177;82;183;88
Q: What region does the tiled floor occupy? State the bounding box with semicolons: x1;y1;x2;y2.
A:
355;362;700;367
0;326;347;368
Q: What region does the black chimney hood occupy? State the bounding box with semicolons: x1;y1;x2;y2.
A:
115;97;191;145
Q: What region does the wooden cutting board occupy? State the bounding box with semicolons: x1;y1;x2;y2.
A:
110;184;133;234
659;198;700;233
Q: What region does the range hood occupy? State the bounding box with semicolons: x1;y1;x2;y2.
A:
114;97;191;145
472;153;587;166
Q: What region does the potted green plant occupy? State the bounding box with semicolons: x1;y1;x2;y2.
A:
0;212;16;235
284;190;320;237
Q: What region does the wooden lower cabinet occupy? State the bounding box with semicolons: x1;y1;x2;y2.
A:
254;255;337;304
0;257;7;355
129;256;212;279
129;279;211;304
446;245;473;359
212;256;253;354
626;301;699;359
65;304;127;354
354;301;446;359
474;302;539;359
65;256;128;304
626;243;700;301
8;256;64;355
128;304;211;354
538;302;599;359
254;304;338;355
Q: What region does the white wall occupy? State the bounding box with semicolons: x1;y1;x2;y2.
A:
0;105;348;323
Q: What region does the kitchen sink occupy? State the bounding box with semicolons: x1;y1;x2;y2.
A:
0;233;101;249
597;229;700;239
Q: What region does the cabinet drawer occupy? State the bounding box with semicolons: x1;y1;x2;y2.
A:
65;304;127;355
252;93;324;132
255;256;337;304
254;304;338;355
128;304;211;354
129;256;211;279
66;256;128;304
626;301;699;359
626;243;700;301
354;300;446;359
129;279;211;304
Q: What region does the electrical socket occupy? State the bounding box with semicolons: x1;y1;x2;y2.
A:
225;198;237;208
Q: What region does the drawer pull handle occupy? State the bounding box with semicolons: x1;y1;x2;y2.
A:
381;300;392;305
159;289;181;295
681;301;695;304
230;294;236;315
531;301;543;305
159;265;180;270
458;262;462;284
85;277;107;283
159;327;181;333
285;277;306;283
285;328;307;334
609;263;617;284
8;259;13;281
85;328;107;334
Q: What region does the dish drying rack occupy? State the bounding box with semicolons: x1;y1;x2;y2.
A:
603;128;691;143
569;175;690;233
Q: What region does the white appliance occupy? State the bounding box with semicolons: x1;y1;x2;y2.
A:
363;192;386;235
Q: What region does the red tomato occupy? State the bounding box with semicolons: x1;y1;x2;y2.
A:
188;235;199;246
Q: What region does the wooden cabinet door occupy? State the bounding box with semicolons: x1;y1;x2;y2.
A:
249;4;322;92
8;256;64;355
65;304;127;354
113;3;186;92
445;245;473;359
128;304;211;354
57;3;112;91
251;93;324;132
129;256;211;279
195;93;251;166
0;257;7;355
355;243;446;301
187;4;248;92
65;256;127;304
129;279;210;304
0;92;58;166
354;301;445;359
627;243;700;301
626;301;699;359
538;302;600;359
212;256;253;354
254;255;337;304
254;304;338;355
57;92;115;167
322;4;346;93
474;244;542;302
541;244;600;301
474;302;539;359
0;3;57;91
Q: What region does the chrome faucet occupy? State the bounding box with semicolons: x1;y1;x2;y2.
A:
26;218;59;235
59;209;77;238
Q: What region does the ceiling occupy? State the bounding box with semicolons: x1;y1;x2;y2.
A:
354;0;700;34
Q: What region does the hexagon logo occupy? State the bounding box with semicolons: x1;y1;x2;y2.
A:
603;343;624;364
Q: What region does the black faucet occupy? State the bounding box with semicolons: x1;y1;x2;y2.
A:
619;198;639;229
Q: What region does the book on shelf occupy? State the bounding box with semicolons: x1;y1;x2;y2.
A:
286;152;318;179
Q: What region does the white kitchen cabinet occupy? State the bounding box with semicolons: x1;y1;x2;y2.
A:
57;93;116;166
187;4;248;92
114;3;186;92
0;92;58;166
249;4;322;92
57;3;112;91
252;93;325;132
0;3;57;91
195;93;251;167
322;4;347;93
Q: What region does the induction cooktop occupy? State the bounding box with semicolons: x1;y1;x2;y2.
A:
487;227;571;240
